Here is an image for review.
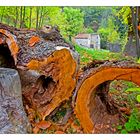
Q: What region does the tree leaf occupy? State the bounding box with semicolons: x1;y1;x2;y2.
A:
55;131;65;134
29;36;40;47
117;125;123;130
126;88;140;92
35;120;52;130
136;95;140;103
33;126;40;134
121;129;128;134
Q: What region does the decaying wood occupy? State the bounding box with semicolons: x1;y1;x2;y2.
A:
0;68;31;133
0;23;79;120
2;22;140;134
74;60;140;133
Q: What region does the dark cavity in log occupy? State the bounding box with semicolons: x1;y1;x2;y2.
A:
96;81;119;115
0;43;15;68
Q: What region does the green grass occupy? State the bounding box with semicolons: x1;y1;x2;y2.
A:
75;44;136;66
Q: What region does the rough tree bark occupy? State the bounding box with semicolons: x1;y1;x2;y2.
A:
124;7;140;58
2;22;140;134
74;60;140;133
0;68;31;133
0;22;79;120
135;7;140;58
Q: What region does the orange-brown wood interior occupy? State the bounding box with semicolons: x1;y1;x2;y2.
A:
0;29;77;120
75;67;140;133
0;29;19;65
25;48;77;120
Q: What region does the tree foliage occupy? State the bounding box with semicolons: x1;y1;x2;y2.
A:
0;6;84;41
0;6;139;51
80;7;128;49
62;7;84;41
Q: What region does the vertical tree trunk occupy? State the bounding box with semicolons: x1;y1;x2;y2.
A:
22;7;26;28
15;7;18;27
20;6;23;28
135;6;140;58
29;7;32;28
36;7;40;30
6;7;10;25
69;36;72;42
1;7;5;22
131;6;140;58
124;7;140;58
39;7;43;28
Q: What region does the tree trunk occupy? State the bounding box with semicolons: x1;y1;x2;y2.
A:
20;6;23;28
39;7;44;28
22;7;26;28
124;7;140;58
0;22;78;120
36;7;39;30
15;6;18;28
29;7;32;28
0;68;31;133
1;22;140;134
1;7;5;22
135;6;140;58
74;60;140;133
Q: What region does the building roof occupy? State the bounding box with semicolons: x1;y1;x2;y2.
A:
75;33;100;39
75;34;90;39
91;33;100;36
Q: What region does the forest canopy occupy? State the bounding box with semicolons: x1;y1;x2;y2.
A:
0;7;128;48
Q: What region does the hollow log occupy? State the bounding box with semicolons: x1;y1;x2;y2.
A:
74;60;140;133
0;68;30;133
0;23;79;120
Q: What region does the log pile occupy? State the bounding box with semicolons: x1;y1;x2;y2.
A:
1;23;140;134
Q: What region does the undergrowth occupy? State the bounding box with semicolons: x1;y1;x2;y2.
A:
75;44;136;67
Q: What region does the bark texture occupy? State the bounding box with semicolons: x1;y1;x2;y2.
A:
0;68;30;133
74;60;140;133
2;23;140;134
0;23;79;120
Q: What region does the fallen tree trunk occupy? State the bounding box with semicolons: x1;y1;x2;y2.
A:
0;23;79;120
2;23;140;134
0;68;30;133
74;60;140;133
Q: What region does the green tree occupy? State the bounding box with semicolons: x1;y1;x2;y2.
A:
118;6;140;58
63;7;84;41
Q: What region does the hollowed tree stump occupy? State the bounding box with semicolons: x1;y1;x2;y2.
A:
75;60;140;133
0;68;30;133
0;23;78;120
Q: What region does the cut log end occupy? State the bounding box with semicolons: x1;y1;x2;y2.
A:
75;61;140;133
0;23;78;121
23;48;77;119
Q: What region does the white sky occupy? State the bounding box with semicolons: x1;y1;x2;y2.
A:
0;0;140;6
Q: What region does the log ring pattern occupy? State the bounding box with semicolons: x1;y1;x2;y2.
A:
75;61;140;133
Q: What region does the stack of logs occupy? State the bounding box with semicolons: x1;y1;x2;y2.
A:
1;23;140;133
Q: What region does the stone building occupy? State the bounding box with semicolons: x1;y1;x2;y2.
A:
74;33;100;49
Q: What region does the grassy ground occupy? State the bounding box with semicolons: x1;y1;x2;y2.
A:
75;44;136;67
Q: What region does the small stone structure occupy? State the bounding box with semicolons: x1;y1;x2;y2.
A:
74;33;100;49
107;43;122;53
